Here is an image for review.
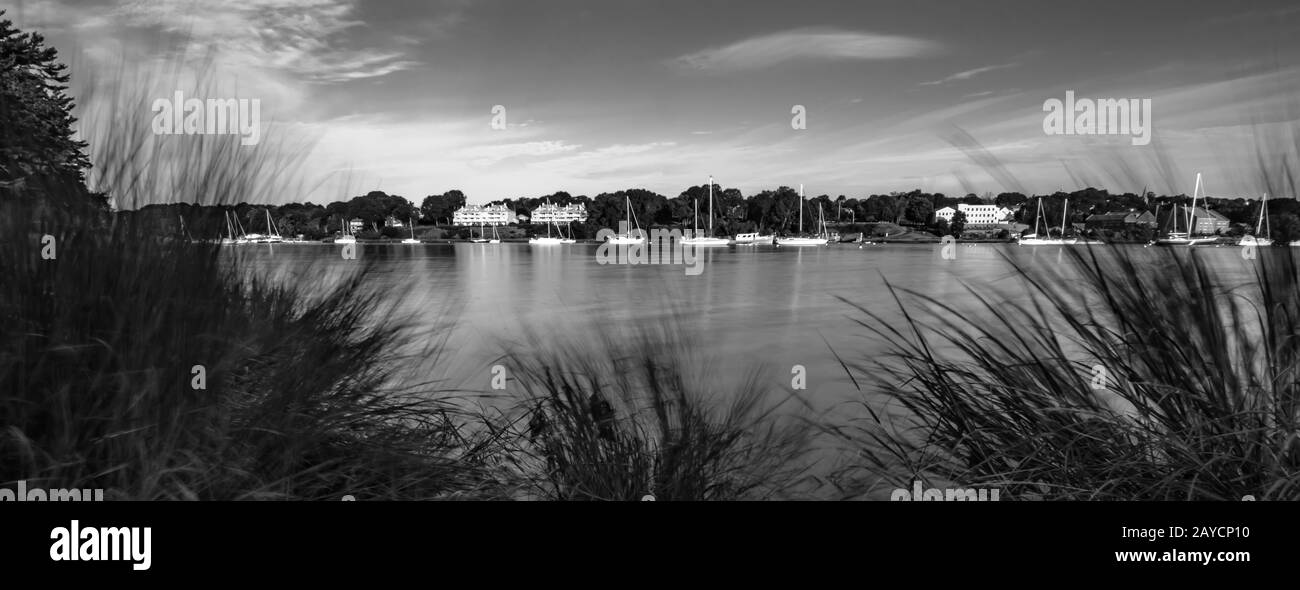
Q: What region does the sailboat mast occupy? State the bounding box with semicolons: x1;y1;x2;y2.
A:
1258;194;1268;239
708;176;714;238
1060;198;1068;237
1256;194;1267;236
1033;198;1041;236
1188;173;1202;236
799;184;804;234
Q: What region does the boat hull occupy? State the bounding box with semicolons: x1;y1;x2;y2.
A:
1154;237;1216;247
1018;238;1077;245
681;237;730;246
776;237;829;246
732;234;774;245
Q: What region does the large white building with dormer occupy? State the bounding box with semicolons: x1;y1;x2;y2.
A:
452;204;513;226
530;202;588;224
935;204;1014;227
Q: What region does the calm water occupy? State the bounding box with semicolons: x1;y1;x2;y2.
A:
236;241;1265;414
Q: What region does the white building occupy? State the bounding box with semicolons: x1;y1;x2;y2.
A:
452;204;513;226
935;204;1014;227
530;202;588;224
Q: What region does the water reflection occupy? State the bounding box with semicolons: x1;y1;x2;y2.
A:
231;242;1273;410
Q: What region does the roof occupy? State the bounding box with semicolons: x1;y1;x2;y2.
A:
1193;207;1229;221
1086;210;1155;223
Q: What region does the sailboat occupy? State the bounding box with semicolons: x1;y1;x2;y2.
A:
402;217;420;244
732;233;774;245
488;224;502;244
221;211;240;245
732;231;774;245
1241;194;1272;247
776;184;830;245
242;212;265;242
557;222;577;244
335;216;357;244
1155;173;1216;246
1018;197;1077;245
259;209;283;243
682;176;729;246
528;224;561;245
469;223;490;244
529;203;564;245
606;196;645;245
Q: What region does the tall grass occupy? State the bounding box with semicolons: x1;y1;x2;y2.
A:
832;197;1300;499
0;54;503;500
487;320;816;500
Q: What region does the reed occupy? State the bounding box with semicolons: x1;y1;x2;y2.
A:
831;186;1300;500
488;319;817;500
0;49;503;500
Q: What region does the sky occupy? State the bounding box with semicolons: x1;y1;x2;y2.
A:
13;0;1300;205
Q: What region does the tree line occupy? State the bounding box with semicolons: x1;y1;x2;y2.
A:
118;184;1300;242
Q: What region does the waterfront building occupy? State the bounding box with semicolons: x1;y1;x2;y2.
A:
452;204;514;226
530;202;588;224
935;204;1015;227
1084;210;1157;231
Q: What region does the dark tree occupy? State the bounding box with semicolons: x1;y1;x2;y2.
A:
0;12;93;198
949;210;967;237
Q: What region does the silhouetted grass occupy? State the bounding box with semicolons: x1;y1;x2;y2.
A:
487;320;817;500
0;53;505;500
833;233;1300;499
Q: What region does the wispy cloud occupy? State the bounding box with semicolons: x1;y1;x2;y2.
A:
43;0;444;83
673;28;940;72
920;62;1019;86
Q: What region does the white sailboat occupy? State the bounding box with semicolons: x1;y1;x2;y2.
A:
776;184;829;245
1156;173;1216;246
606;196;645;245
557;221;577;244
221;211;240;245
732;232;774;245
259;209;283;243
488;224;502;244
682;176;729;246
529;203;563;245
528;224;562;245
241;213;265;242
402;217;421;244
1018;197;1076;245
1241;194;1272;247
469;223;490;244
233;213;252;244
335;216;357;244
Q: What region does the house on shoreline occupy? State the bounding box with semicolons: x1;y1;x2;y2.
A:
934;204;1015;228
1085;209;1157;231
529;202;588;225
452;204;513;226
